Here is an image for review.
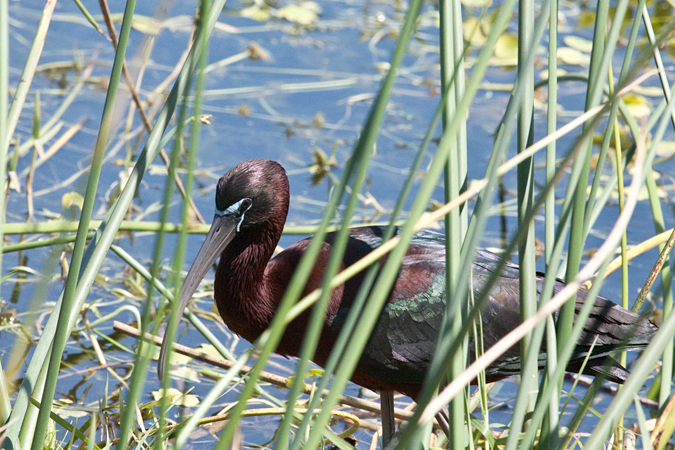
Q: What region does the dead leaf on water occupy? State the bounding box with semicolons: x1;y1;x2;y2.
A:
276;2;322;25
152;388;200;407
656;141;675;158
248;42;271;61
622;93;651;118
313;112;324;128
463;17;487;46
563;35;593;53
494;34;518;60
240;4;271;21
238;104;252;117
62;192;84;211
633;86;667;97
8;171;20;193
539;68;569;80
54;399;89;419
461;0;492;8
308;146;337;186
578;11;596;27
170;366;200;383
109;14;162;34
557;47;590;66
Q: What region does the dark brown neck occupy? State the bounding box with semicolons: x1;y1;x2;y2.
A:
214;217;285;341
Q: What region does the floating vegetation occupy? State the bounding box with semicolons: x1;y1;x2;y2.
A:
1;0;675;448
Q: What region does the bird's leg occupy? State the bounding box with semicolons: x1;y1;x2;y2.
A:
380;391;396;447
435;407;450;438
379;402;448;449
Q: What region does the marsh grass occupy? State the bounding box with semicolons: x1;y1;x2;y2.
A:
1;0;675;449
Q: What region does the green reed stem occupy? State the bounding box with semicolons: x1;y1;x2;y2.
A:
439;0;469;444
541;0;560;445
283;36;462;450
157;56;196;444
229;4;425;448
0;0;8;289
212;26;396;447
513;0;538;433
292;2;429;448
641;7;675;407
645;172;674;406
30;0;137;448
397;0;523;442
4;0;227;446
4;0;56;153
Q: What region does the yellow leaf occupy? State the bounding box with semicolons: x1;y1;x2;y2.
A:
633;86;666;97
461;0;492;8
494;34;518;60
578;11;596;27
149;344;190;365
623;93;651;118
198;344;223;358
656;141;675;158
463;17;487;46
152;388;200;407
539;68;568;80
170;366;200;383
563;36;593;53
240;5;271;21
61;192;84;210
108;14;161;34
557;47;589;66
276;3;320;25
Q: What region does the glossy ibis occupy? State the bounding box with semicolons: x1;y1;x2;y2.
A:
158;159;657;436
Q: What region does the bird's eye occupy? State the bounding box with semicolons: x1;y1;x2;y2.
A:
240;198;253;212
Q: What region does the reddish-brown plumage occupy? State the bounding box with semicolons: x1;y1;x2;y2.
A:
158;159;658;403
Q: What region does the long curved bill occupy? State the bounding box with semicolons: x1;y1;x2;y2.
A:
158;214;238;381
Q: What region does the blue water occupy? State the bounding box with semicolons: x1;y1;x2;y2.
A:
3;0;673;448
